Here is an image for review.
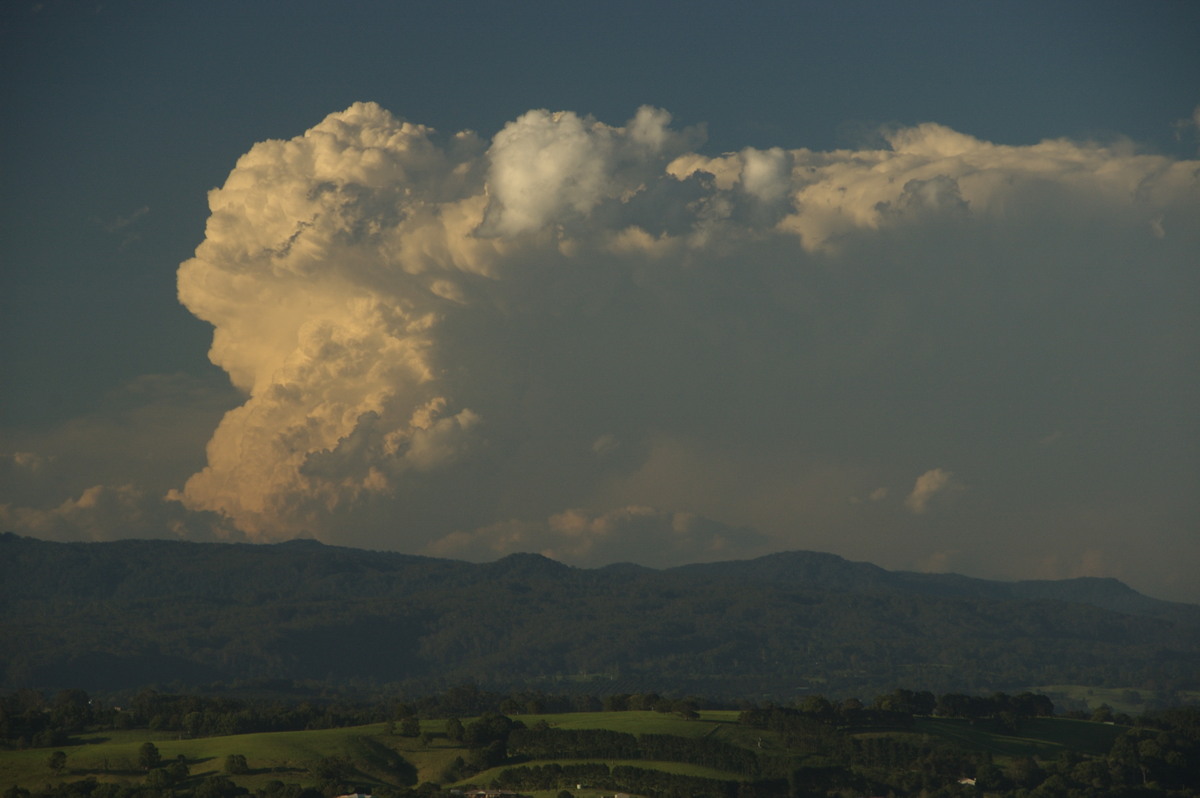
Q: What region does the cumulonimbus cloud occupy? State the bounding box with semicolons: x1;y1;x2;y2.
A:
159;102;1198;577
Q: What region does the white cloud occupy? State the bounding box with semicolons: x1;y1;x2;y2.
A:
592;434;620;457
160;103;1200;600
905;468;957;514
478;105;700;237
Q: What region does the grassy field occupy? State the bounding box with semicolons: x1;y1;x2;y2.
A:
463;757;745;786
1;713;734;791
911;716;1125;758
0;723;462;792
1030;684;1200;716
518;710;741;737
0;710;1130;792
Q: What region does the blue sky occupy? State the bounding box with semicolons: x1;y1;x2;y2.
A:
2;1;1198;601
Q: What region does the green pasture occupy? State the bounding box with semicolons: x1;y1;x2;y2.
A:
461;757;745;787
519;710;740;737
0;723;460;791
0;710;1133;792
911;716;1125;758
1031;684;1200;716
0;712;749;791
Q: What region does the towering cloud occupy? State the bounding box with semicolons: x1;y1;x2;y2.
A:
158;102;1200;586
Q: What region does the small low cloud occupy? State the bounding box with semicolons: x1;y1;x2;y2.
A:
424;506;768;568
0;483;238;543
104;205;150;233
1174;105;1200;153
917;550;961;574
0;372;240;540
905;468;958;514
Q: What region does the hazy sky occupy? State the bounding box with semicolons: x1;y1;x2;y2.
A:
2;1;1198;602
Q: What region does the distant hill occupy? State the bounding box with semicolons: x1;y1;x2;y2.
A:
679;550;1199;621
1;533;1197;696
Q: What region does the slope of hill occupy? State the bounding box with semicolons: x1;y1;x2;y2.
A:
1;534;1197;696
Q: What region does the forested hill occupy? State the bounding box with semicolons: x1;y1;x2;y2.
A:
2;534;1197;696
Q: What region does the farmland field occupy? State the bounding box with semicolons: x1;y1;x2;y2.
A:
0;708;1140;795
912;716;1125;758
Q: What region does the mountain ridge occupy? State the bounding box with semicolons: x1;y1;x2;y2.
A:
2;533;1197;696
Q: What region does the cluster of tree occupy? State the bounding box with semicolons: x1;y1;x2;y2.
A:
1103;707;1200;791
740;689;1053;737
596;693;700;715
389;686;701;720
3;780;479;798
1;681;725;751
122;689;390;737
639;734;759;776
507;727;640;759
933;690;1055;720
2;774;248;798
0;687;405;749
0;689;93;748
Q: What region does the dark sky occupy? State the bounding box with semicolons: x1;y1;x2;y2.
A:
2;0;1198;602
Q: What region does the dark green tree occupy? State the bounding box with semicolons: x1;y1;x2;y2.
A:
47;750;67;774
138;742;162;771
50;689;92;732
146;768;172;790
166;759;190;784
195;775;245;798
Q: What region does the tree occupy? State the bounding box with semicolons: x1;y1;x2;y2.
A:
146;768;172;790
400;716;421;737
47;750;67;774
138;741;162;771
798;695;834;718
167;759;190;784
464;712;517;746
445;717;465;742
195;775;245;798
466;740;506;771
50;689;91;732
224;754;249;775
311;755;350;782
